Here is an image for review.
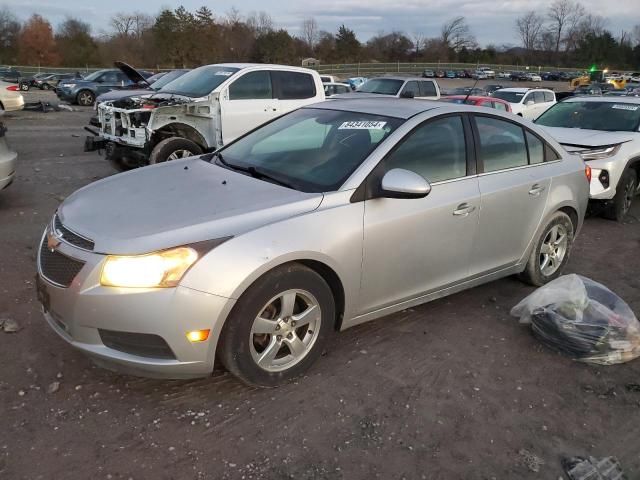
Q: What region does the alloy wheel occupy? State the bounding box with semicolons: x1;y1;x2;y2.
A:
167;149;193;161
249;289;322;372
539;224;568;276
622;177;636;215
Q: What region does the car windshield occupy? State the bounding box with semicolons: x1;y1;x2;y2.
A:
159;65;240;97
83;70;110;82
492;91;525;103
535;101;640;132
357;79;404;95
150;70;188;90
216;108;402;193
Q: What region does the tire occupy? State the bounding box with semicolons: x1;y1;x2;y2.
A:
604;168;637;222
148;137;203;165
76;90;95;106
19;82;29;91
520;211;574;287
218;263;335;387
42;83;50;90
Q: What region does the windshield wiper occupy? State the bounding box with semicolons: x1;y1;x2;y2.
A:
213;153;295;189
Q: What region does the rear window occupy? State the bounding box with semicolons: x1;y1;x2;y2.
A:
492;91;525;103
273;71;316;100
358;79;404;95
420;81;437;97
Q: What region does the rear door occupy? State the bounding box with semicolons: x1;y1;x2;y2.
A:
219;70;277;144
419;80;439;99
469;114;558;275
400;81;420;98
272;70;319;114
358;114;480;314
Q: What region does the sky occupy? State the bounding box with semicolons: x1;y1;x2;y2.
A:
1;0;638;47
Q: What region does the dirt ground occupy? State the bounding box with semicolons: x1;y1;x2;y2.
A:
0;88;639;480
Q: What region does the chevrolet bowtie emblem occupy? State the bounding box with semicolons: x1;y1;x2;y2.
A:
47;230;61;251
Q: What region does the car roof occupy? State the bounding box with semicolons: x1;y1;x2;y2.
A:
563;96;640;104
307;97;451;119
368;76;423;82
207;63;317;74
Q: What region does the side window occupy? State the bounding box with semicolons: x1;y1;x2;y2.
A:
272;71;316;100
402;81;420;97
383;116;467;183
229;71;273;100
526;131;544;164
533;91;545;103
479;101;492;108
117;72;131;83
543;91;555;102
338;85;349;94
419;81;436;97
475;116;528;172
101;72;119;83
523;93;534;105
493;102;507;111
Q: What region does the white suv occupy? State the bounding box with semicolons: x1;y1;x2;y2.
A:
492;88;556;119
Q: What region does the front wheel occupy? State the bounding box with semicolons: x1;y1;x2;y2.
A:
218;263;335;387
76;90;95;106
41;83;50;90
604;168;637;222
19;82;29;91
148;137;203;165
520;211;574;286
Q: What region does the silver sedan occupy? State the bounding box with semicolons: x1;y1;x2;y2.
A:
36;98;589;386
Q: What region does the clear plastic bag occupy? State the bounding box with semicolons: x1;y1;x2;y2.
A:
511;274;640;365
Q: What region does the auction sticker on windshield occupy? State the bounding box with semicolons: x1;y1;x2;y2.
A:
612;104;639;111
339;121;387;129
214;71;235;76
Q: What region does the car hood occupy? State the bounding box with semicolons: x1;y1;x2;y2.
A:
58;159;323;255
538;126;637;150
97;88;153;103
114;61;149;86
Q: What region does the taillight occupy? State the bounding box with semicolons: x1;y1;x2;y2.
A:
6;85;18;91
142;104;156;110
585;165;592;183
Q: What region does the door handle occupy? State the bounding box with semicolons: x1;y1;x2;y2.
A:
453;203;476;217
529;184;546;196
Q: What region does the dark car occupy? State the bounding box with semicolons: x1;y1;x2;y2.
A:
0;70;29;91
483;84;504;95
27;72;53;87
55;62;154;106
510;71;528;81
435;70;445;78
444;86;485;96
541;72;561;81
93;69;190;106
39;73;82;90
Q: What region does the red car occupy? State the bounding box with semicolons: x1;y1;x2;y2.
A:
440;95;512;112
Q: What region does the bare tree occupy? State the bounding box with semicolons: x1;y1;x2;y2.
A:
301;17;319;50
412;32;425;57
440;16;476;51
110;12;152;39
515;11;545;52
225;7;242;26
246;11;274;36
547;0;585;53
632;24;640;46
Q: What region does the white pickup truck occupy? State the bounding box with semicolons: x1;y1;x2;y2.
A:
86;64;325;168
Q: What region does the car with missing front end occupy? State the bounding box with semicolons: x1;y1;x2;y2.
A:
37;98;589;387
535;96;640;221
85;63;325;169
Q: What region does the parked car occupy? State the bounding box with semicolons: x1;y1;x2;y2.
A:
445;70;456;79
435;70;445;78
37;97;589;385
483;84;504;95
422;69;435;78
87;64;325;167
39;72;83;90
492;88;556;119
631;73;640;82
472;70;488;80
320;75;338;83
0;111;17;192
573;85;603;96
0;81;25;111
478;67;496;79
56;63;154;106
351;77;440;100
324;82;351;97
93;69;189;106
527;73;542;82
510;71;529;81
0;69;29;91
445;87;485;96
541;72;561;81
27;72;53;87
498;71;511;79
440;95;512;112
347;77;367;90
536;97;640;220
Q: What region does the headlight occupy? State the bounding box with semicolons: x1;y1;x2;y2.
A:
579;144;621;161
100;247;199;288
61;83;75;89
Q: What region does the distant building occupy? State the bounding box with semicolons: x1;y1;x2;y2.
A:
302;58;319;67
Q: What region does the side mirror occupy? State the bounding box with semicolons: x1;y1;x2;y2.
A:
379;169;431;199
526;100;534;106
400;91;415;99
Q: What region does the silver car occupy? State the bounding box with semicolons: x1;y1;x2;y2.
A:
36;99;589;386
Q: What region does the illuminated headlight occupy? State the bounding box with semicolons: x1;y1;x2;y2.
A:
579;144;621;161
61;83;76;89
100;247;199;288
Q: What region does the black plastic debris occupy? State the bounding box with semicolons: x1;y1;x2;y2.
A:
23;101;73;113
562;456;626;480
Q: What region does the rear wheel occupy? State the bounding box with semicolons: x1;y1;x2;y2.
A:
218;263;335;387
76;90;95;106
19;82;29;91
604;168;637;222
148;137;203;165
520;211;574;286
41;83;50;90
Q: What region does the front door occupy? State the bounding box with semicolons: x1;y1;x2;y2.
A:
359;115;480;314
219;70;279;145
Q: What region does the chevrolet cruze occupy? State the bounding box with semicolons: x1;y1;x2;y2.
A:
37;98;589;386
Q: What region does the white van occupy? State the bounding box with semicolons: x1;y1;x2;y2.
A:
88;64;325;167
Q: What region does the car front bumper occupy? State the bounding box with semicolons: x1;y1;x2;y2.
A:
2;95;24;112
56;88;77;103
36;228;236;379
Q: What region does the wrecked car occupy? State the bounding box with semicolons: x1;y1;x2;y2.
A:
85;63;325;168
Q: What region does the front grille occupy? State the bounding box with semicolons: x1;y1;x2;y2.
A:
99;329;176;360
54;215;95;251
39;240;85;287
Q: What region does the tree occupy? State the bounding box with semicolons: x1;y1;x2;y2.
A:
301;17;319;51
19;14;58;66
366;32;413;61
56;18;99;66
440;16;476;51
516;11;545;52
246;11;273;36
548;0;585;54
412;32;425;58
335;25;360;62
0;7;21;64
252;29;294;64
